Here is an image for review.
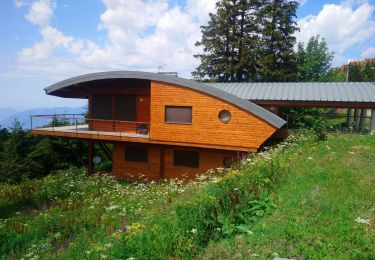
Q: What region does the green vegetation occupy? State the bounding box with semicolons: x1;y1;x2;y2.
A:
202;134;375;259
1;133;374;259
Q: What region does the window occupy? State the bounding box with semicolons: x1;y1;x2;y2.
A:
173;150;199;168
115;95;136;121
92;94;113;120
218;110;231;123
125;146;148;162
165;106;192;124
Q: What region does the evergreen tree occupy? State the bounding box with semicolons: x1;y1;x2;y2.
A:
257;0;299;82
192;0;262;82
361;61;375;82
297;35;334;82
347;63;362;82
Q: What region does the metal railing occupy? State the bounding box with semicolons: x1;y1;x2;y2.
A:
30;114;150;136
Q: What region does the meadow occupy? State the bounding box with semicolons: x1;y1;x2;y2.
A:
0;133;374;259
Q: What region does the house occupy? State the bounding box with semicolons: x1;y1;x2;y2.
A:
32;71;285;180
32;71;375;180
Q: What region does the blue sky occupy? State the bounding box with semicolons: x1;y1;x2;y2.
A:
0;0;374;110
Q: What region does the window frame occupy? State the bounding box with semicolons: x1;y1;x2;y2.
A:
164;106;193;125
173;150;199;168
124;145;148;163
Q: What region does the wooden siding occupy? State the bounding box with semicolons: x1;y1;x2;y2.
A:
150;81;277;151
111;143;237;181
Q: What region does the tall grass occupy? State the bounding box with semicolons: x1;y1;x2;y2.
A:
1;133;308;259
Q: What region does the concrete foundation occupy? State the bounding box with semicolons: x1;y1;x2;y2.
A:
371;109;375;133
354;109;361;131
347;108;354;128
359;109;368;131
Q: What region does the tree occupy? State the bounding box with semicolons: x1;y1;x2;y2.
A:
347;63;362;82
257;0;299;82
297;35;334;82
361;61;375;82
193;0;261;82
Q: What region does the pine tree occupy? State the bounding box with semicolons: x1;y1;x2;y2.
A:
348;63;362;82
297;35;334;82
193;0;261;82
257;0;299;82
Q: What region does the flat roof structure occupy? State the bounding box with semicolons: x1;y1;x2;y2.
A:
206;82;375;108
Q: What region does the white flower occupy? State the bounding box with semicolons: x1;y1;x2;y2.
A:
355;217;370;225
307;157;313;160
348;151;355;155
251;254;259;257
191;228;197;234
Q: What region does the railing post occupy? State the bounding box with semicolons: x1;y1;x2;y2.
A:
76;118;78;132
30;115;33;130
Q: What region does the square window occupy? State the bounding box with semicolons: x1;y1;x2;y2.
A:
125;146;148;162
165;106;192;124
173;150;199;168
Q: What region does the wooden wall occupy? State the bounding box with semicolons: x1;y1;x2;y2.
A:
150;81;277;151
111;143;237;181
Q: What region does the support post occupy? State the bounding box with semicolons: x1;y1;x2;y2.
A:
359;109;368;132
88;141;94;174
159;147;165;180
347;108;354;128
370;109;375;134
354;109;361;131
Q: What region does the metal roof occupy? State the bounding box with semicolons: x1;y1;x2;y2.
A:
205;82;375;103
45;71;286;128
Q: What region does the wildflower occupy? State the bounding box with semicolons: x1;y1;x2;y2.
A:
348;151;355;155
104;243;113;248
85;251;91;255
127;257;136;260
251;254;259;257
307;157;313;160
191;228;197;234
355;217;370;225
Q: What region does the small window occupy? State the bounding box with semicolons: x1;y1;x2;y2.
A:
165;106;192;124
173;150;199;168
125;146;148;162
223;157;233;168
219;110;231;123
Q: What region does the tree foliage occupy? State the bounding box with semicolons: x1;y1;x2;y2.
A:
297;35;334;81
193;0;299;82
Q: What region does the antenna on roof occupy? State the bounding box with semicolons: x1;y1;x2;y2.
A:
158;64;167;73
157;64;179;77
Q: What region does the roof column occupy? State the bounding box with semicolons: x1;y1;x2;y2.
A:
354;109;361;131
347;108;354;128
360;109;368;132
370;109;375;134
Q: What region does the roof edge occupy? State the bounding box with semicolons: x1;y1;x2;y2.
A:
45;71;286;129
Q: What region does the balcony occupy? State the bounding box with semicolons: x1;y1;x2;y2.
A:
31;114;150;142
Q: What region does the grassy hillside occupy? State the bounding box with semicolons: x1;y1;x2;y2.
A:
0;133;374;259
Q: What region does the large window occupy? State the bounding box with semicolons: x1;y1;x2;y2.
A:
125;146;148;162
173;150;199;168
115;95;136;121
165;106;192;124
92;94;112;120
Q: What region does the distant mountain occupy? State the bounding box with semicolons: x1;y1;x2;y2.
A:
0;108;18;121
0;107;86;129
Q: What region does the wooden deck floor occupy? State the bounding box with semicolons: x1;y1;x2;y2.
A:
32;124;150;142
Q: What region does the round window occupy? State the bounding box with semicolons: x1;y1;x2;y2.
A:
219;110;231;123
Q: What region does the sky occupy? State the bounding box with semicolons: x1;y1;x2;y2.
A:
0;0;374;110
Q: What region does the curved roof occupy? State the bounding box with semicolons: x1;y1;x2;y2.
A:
45;71;285;128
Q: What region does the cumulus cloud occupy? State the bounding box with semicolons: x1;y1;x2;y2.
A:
15;0;217;78
295;1;375;65
25;0;54;26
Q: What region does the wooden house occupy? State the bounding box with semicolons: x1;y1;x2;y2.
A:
32;71;285;180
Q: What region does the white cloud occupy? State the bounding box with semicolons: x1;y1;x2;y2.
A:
361;47;375;58
25;0;54;26
14;0;217;78
13;0;28;8
296;0;308;7
296;2;375;65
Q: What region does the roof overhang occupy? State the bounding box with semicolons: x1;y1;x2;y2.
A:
44;71;286;129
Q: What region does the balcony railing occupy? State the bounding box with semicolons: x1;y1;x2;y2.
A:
30;114;150;136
